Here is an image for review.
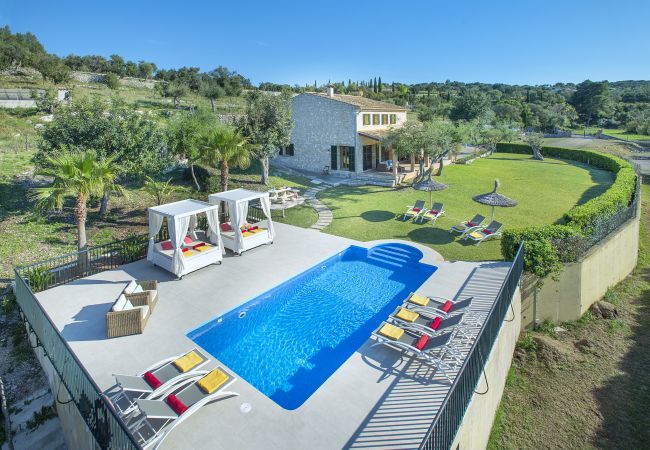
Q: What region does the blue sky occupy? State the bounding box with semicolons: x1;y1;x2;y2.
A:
3;0;649;86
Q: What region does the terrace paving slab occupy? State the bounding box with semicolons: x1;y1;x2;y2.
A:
34;223;510;450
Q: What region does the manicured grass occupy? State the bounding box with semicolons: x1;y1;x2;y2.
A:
318;153;614;261
572;127;650;141
273;204;318;228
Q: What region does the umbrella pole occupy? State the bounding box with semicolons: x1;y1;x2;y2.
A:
491;206;495;222
429;191;433;210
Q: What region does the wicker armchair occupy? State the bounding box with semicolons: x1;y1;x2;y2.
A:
106;298;151;338
124;280;159;312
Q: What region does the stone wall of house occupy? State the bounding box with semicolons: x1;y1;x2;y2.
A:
285;93;358;173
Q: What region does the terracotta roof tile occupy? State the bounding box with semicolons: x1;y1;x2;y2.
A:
309;93;408;112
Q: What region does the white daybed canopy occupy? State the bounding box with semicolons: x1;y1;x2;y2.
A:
147;199;223;278
208;189;275;255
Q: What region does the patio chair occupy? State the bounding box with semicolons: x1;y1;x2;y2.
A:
450;214;486;235
390;307;465;334
400;200;426;221
462;221;503;245
371;323;460;381
404;293;475;317
417;203;445;224
127;367;238;449
106;296;151;339
107;349;210;416
124;280;159;312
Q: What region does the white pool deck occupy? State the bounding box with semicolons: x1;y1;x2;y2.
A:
34;223;511;450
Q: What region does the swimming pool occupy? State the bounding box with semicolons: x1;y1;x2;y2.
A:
187;243;436;410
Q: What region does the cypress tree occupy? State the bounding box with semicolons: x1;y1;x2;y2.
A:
378;76;382;92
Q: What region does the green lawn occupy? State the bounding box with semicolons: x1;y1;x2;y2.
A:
571;127;650;141
318;153;614;261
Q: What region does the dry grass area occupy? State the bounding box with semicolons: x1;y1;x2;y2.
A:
488;184;650;449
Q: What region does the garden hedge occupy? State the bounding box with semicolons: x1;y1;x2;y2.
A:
497;143;637;279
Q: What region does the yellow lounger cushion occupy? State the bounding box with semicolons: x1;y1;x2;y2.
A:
396;308;419;322
194;245;211;252
242;231;253;237
183;250;198;258
469;231;484;240
197;368;228;394
378;323;404;341
173;351;204;373
408;294;430;307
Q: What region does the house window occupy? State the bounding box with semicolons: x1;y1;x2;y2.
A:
389;114;397;124
362;114;370;125
372;114;380;125
381;114;388;125
279;144;294;156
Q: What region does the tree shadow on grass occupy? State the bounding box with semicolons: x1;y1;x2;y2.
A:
407;227;455;246
361;210;395;222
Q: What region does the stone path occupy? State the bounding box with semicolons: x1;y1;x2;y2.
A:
304;185;333;231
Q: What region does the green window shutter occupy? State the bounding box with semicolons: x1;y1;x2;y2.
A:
348;146;355;171
331;145;337;169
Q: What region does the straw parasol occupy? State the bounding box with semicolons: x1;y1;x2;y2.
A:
472;179;517;221
413;168;448;209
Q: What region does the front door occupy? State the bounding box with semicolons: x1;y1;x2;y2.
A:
363;145;373;171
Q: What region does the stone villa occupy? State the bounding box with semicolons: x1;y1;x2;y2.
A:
278;87;408;176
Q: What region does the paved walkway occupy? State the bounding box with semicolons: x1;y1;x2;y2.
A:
304;185;333;230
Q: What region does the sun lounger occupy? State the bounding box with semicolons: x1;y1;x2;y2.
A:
404;293;474;317
463;221;503;245
371;323;461;381
108;349;209;416
417;202;445;224
390;307;464;333
400;200;426;221
450;214;486;235
127;367;238;449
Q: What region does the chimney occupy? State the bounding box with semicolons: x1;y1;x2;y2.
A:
326;84;334;97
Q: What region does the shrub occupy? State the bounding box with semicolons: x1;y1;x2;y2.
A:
497;143;637;278
502;225;580;279
104;72;120;90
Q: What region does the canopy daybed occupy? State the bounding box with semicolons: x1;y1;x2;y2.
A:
208;189;275;256
147;199;224;278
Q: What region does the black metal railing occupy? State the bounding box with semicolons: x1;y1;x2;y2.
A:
18;234;154;292
419;242;525;450
13;272;141;449
247;199;266;223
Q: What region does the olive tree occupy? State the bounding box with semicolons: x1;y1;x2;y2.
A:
238;90;292;185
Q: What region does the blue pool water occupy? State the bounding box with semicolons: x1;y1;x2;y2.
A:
187;243;436;410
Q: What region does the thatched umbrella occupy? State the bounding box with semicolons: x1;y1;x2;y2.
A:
413;168;448;209
472;179;517;222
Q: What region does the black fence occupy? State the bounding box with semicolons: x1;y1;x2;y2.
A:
419;242;525;450
18;234;157;293
13;269;141;449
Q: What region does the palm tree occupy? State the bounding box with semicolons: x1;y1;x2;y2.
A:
201;126;252;192
142;176;177;205
30;151;123;252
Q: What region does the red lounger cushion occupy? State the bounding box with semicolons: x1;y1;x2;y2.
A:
165;394;188;416
430;210;439;215
181;247;189;253
160;241;173;251
220;223;232;232
484;229;493;235
193;242;206;249
430;316;442;330
183;236;193;244
248;225;259;231
467;221;476;227
415;334;429;351
441;300;453;313
143;371;162;389
412;208;421;212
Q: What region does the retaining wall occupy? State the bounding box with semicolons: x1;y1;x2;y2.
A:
520;202;640;328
